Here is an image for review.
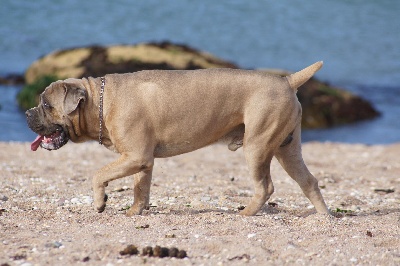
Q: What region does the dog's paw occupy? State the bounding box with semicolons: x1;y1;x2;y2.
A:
93;195;107;213
239;204;262;216
126;204;144;216
96;204;106;213
239;208;256;216
126;207;143;216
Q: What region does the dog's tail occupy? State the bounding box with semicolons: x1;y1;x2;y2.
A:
286;61;323;91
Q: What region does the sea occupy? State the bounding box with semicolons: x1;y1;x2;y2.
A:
0;0;399;144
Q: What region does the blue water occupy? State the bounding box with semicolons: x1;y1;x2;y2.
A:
1;0;399;144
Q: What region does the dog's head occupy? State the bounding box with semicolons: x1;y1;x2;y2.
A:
26;79;87;151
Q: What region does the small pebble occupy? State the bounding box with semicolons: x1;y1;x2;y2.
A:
247;233;256;238
57;198;66;206
81;196;93;204
177;250;187;259
45;241;62;248
0;195;8;201
201;196;211;201
119;245;139;256
350;257;358;263
70;198;80;204
135;224;149;229
142;246;153;256
168;247;179;257
153;245;169;258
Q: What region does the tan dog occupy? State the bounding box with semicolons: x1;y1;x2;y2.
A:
26;62;329;216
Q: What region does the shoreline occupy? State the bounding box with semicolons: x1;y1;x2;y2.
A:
1;141;399;265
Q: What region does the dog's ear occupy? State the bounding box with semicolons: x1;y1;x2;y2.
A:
63;82;87;115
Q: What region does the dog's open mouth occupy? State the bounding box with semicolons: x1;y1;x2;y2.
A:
31;128;69;151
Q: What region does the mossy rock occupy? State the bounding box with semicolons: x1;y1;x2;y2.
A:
299;78;379;128
22;41;238;110
17;75;59;110
261;69;380;128
23;41;379;128
25;41;238;84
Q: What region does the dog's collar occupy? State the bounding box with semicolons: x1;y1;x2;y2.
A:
99;77;105;145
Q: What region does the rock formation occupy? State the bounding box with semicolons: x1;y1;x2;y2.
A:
21;41;379;128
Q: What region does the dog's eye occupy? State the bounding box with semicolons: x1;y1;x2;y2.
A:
43;101;51;109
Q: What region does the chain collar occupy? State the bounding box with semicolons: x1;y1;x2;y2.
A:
99;77;105;145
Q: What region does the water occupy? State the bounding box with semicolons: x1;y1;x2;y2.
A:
0;85;37;142
1;0;399;144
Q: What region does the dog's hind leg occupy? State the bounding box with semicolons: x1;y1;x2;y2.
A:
274;124;329;214
239;127;276;216
240;139;275;216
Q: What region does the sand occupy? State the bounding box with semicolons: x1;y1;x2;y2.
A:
0;141;399;265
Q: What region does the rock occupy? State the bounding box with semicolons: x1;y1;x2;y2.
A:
260;69;380;128
141;245;187;259
81;196;93;205
22;41;379;128
25;41;238;84
296;78;380;128
200;196;211;202
177;249;187;259
153;245;169;258
45;241;62;248
0;195;8;202
119;245;139;256
0;73;25;85
70;198;80;204
142;246;153;256
168;247;179;257
57;198;66;206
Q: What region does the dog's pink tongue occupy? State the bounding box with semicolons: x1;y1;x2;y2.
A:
31;135;44;151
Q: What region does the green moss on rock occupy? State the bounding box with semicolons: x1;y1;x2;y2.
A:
17;75;59;111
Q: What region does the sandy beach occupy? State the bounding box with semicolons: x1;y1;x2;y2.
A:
0;141;399;265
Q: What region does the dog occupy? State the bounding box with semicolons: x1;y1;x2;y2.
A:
26;61;329;216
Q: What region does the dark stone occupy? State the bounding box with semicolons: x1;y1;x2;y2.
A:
142;246;153;256
177;249;187;259
297;78;380;128
153;246;169;258
168;247;179;257
0;74;25;85
119;245;139;256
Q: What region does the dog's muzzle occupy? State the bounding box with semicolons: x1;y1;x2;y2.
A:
25;109;69;151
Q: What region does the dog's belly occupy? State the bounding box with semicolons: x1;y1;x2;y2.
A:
153;141;207;157
153;124;245;158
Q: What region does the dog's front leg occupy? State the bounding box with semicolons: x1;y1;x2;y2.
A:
126;168;153;216
92;152;154;213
